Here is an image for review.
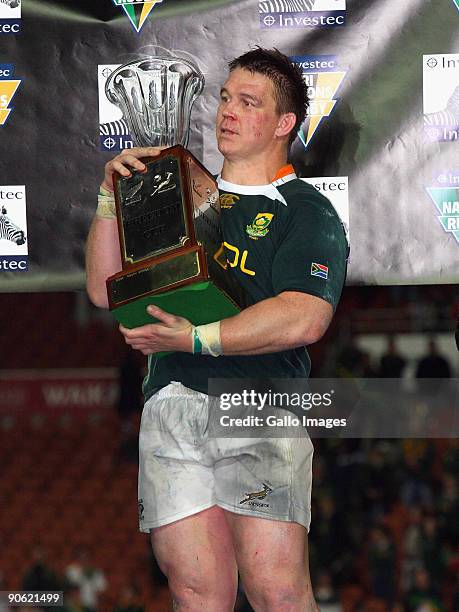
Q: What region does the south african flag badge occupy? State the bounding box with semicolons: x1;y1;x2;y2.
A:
311;262;329;279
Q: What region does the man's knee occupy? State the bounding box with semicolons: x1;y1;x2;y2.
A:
159;559;236;611
168;579;235;611
243;578;318;612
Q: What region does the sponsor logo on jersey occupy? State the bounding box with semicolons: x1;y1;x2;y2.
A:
112;0;164;33
0;185;28;272
311;262;328;279
0;0;21;34
453;0;459;13
98;64;134;152
0;63;21;126
246;213;274;238
426;172;459;244
423;54;459;143
239;483;273;506
292;55;347;150
220;193;240;209
259;0;346;30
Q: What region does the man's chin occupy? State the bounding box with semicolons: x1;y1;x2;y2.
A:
217;140;233;156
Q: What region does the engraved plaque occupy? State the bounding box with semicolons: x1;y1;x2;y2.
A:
106;146;245;328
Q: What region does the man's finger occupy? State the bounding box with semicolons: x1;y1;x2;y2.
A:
116;155;147;172
119;323;158;339
146;305;178;326
110;161;132;177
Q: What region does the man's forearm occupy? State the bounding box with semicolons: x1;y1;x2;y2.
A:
85;216;122;308
219;292;333;356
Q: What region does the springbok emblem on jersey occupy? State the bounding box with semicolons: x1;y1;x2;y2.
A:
239;483;273;504
246;213;274;238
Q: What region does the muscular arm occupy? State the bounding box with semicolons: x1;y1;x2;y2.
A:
85;216;121;308
220;291;333;355
85;146;166;309
120;291;333;355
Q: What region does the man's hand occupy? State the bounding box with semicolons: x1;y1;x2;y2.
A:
101;146;168;192
119;305;193;355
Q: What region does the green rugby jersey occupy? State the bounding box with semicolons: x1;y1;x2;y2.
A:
143;165;349;400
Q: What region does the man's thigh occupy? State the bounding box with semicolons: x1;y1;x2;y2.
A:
224;511;310;578
150;505;238;607
224;512;316;610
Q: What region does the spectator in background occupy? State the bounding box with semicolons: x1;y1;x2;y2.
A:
22;546;61;593
400;458;434;510
367;525;397;606
401;506;423;592
379;335;406;378
416;338;451;379
404;568;444;612
65;548;106;612
114;584;145;612
314;570;340;612
311;494;341;570
336;337;365;377
420;515;447;587
61;584;86;612
437;472;459;544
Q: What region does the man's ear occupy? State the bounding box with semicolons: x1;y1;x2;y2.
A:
275;112;296;139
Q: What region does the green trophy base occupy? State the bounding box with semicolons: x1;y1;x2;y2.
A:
111;281;240;329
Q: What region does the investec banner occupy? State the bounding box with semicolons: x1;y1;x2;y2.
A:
259;0;346;30
426;171;459;244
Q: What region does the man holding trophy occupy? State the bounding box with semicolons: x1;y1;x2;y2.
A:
86;48;348;611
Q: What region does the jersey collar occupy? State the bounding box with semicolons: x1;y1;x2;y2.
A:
217;164;297;207
271;164;297;186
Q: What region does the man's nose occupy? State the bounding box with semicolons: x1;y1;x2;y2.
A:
222;100;237;118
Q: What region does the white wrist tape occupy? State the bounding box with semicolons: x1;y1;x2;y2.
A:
193;321;222;357
96;186;116;219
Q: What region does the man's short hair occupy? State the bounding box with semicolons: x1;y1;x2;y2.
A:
228;47;309;145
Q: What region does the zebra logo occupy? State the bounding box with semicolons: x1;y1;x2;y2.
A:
0;0;21;18
260;0;317;12
0;206;26;246
0;0;20;8
424;84;459;129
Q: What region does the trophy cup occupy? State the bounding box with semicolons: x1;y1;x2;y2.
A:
104;55;244;329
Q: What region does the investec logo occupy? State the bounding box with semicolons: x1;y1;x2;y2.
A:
292;55;346;149
98;64;134;152
259;0;346;29
0;0;21;34
113;0;164;33
0;186;28;272
0;63;21;126
426;173;459;244
423;54;459;143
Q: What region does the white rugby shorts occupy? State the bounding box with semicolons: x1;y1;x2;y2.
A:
138;382;313;532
